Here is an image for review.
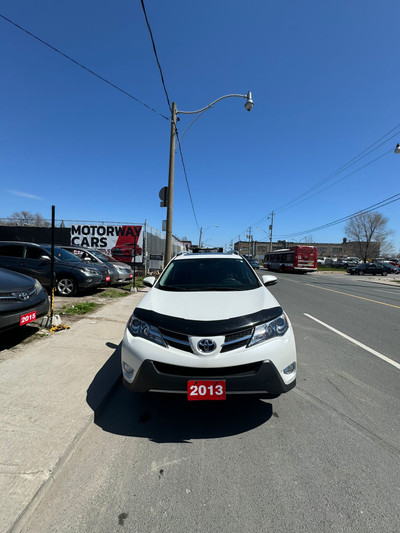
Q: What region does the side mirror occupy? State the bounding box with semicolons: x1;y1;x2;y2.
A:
143;276;156;288
262;274;277;286
40;255;51;261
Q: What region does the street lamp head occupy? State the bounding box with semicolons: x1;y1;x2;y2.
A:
244;91;254;112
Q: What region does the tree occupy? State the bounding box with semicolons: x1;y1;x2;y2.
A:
344;211;393;262
2;211;50;227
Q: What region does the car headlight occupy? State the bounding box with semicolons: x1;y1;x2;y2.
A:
81;267;98;276
248;313;289;347
127;316;166;347
34;279;43;294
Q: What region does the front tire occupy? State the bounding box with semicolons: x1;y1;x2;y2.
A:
382;271;388;276
358;271;364;276
56;277;77;296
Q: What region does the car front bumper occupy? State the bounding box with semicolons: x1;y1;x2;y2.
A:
121;327;297;396
0;295;49;332
122;359;296;395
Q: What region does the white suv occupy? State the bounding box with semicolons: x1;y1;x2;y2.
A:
121;252;296;401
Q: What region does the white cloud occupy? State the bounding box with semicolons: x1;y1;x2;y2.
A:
7;189;44;200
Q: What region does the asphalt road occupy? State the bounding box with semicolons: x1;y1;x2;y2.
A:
24;272;400;533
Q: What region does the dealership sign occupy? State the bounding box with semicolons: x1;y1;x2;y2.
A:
70;224;144;263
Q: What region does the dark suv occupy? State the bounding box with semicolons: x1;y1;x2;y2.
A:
0;242;103;296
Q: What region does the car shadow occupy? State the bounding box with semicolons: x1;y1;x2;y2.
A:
0;323;41;351
86;343;273;443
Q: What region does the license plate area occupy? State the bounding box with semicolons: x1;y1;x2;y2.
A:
187;380;226;401
20;311;37;326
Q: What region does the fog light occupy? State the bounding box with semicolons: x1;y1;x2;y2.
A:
283;362;296;374
123;362;134;374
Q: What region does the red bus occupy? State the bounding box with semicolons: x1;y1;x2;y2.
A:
263;245;317;273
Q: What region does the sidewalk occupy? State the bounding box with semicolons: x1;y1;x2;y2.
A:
310;270;400;287
0;290;146;533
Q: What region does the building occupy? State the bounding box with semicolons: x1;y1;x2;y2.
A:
234;238;380;261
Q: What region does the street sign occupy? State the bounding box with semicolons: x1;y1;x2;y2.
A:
159;187;168;207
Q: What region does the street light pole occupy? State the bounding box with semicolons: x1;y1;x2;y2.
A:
165;102;177;264
199;225;219;247
164;92;254;264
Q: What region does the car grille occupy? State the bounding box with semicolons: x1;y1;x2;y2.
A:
221;328;253;352
159;328;192;353
0;285;36;303
158;326;253;354
153;361;262;377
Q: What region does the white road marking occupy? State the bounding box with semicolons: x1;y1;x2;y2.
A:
304;313;400;370
369;289;400;296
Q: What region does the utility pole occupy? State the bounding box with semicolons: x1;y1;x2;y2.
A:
269;211;274;252
165;102;177;264
248;226;252;256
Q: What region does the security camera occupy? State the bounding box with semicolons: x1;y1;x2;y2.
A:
244;91;254;112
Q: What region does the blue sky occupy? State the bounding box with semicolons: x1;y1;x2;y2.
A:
1;1;399;252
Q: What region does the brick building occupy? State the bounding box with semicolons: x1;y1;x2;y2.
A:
234;238;380;261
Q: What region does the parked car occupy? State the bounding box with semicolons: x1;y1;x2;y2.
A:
248;258;260;269
377;262;400;274
0;242;103;296
317;257;333;266
0;267;49;332
333;258;358;268
347;263;388;276
60;246;116;284
111;242;142;264
84;249;133;285
122;251;297;399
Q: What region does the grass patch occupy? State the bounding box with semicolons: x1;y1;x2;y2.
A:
318;266;347;272
61;302;102;315
99;289;130;298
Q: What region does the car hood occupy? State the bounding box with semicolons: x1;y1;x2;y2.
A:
137;285;281;322
0;267;35;291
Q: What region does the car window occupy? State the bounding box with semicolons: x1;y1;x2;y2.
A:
89;250;117;262
0;244;24;258
25;246;49;260
157;258;260;291
41;245;81;262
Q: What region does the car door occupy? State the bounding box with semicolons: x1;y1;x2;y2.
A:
0;243;25;272
20;245;52;286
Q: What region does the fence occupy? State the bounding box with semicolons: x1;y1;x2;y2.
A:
0;221;188;272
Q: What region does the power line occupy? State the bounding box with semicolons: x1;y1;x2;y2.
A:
140;0;171;112
273;126;400;214
276;194;400;238
0;13;169;120
244;125;400;234
139;1;200;231
176;130;200;230
275;148;393;215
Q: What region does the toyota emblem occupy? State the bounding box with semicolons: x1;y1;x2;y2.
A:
197;339;217;353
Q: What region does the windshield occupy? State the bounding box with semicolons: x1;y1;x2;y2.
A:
89;250;117;262
42;245;81;262
157;258;261;291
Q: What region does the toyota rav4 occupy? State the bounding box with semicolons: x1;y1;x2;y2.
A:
122;252;296;400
